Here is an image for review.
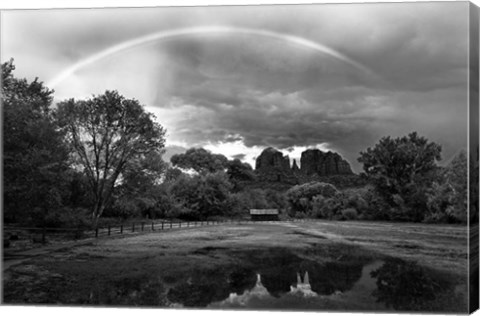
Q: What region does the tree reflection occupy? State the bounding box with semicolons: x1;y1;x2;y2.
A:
370;258;452;311
167;267;257;307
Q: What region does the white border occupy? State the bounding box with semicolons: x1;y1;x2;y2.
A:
1;1;479;316
0;0;479;10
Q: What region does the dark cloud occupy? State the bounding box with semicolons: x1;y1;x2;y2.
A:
2;2;469;171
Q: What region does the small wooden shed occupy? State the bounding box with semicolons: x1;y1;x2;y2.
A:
250;209;279;221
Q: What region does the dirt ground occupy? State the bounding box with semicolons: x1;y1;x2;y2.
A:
2;220;469;311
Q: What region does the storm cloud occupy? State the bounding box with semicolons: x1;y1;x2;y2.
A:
2;2;469;171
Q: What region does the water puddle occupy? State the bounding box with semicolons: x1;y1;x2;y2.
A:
165;248;466;312
207;261;387;311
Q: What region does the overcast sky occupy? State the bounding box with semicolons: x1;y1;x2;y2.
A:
1;1;470;171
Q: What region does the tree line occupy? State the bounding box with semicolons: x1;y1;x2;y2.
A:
2;59;474;228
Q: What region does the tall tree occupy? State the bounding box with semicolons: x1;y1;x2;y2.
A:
358;132;441;196
426;150;468;223
169;172;233;220
56;90;166;226
171;148;228;174
226;159;256;191
358;132;442;220
2;59;69;224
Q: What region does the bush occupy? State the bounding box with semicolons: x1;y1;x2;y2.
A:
264;189;287;210
425;180;466;224
227;188;287;218
168;172;233;220
286;182;339;216
337;188;368;213
229;189;266;215
341;208;358;220
358;187;392;220
105;198;141;219
28;206;91;229
227;193;250;217
311;195;342;219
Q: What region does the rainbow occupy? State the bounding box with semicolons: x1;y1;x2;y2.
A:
48;25;376;88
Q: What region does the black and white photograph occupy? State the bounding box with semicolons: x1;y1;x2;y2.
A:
1;0;479;314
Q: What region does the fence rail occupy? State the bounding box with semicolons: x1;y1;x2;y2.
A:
3;218;308;245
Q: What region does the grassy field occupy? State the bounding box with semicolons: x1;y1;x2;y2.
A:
2;220;469;312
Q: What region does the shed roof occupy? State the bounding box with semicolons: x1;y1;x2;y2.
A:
250;209;279;215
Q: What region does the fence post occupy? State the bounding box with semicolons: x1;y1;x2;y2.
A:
170;221;172;229
132;223;135;232
187;222;189;228
95;227;98;238
108;225;111;236
179;221;182;228
162;222;164;230
120;225;123;234
152;222;154;231
141;222;145;231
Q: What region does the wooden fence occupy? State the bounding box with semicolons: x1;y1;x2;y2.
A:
4;218;307;244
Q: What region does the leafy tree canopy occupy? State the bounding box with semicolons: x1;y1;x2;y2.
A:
226;159;256;190
426;150;468;223
169;171;233;219
358;132;441;198
286;182;339;215
2;59;70;224
56;90;166;226
171;148;228;174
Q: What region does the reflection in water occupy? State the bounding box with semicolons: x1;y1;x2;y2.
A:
165;249;465;312
219;274;270;306
370;258;463;312
209;261;381;310
167;267;257;307
290;272;317;297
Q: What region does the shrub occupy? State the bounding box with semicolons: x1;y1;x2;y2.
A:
426;180;466;224
105;198;141;220
168;172;233;220
227;193;250;217
310;195;342;219
28;206;91;229
286;182;339;216
229;189;266;214
347;194;367;211
264;189;287;210
359;187;391;220
341;208;358;220
311;195;325;218
166;204;199;220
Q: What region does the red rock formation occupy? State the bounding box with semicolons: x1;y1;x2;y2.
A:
255;147;297;183
254;147;353;185
300;149;352;176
